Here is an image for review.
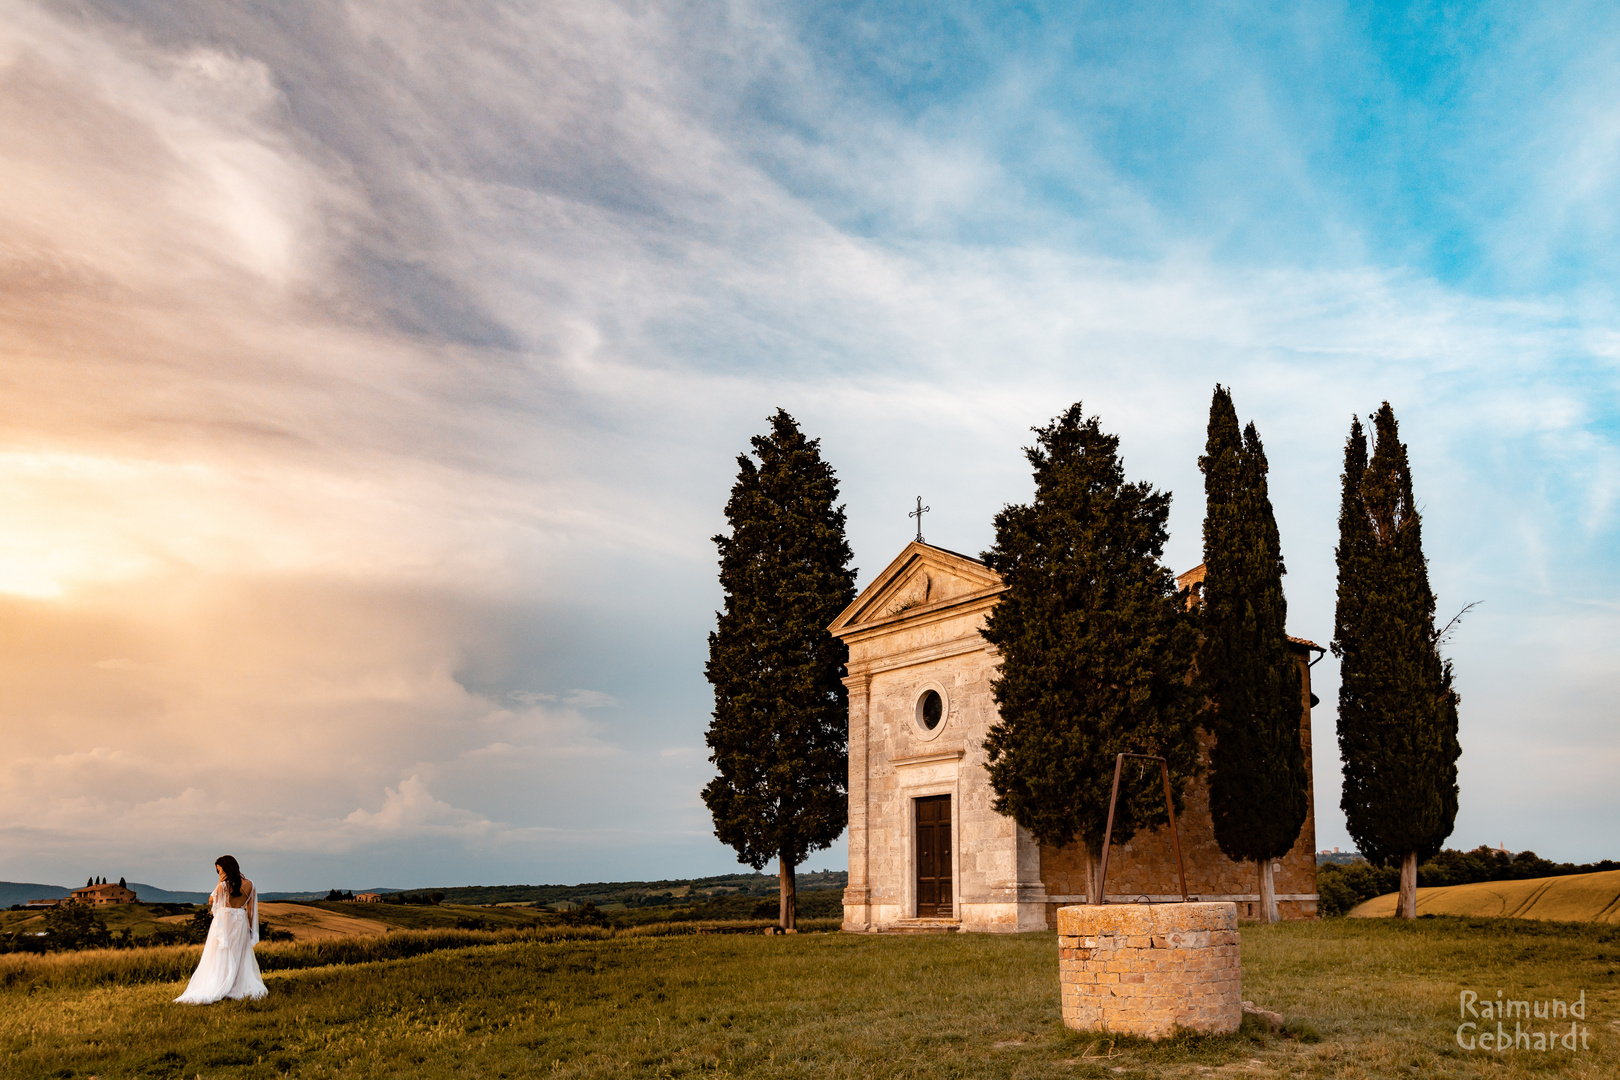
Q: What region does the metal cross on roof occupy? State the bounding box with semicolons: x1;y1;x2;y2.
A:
909;496;930;543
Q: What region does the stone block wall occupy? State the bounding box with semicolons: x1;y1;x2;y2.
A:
1057;902;1241;1038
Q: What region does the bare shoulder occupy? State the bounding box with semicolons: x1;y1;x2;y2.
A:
243;877;255;894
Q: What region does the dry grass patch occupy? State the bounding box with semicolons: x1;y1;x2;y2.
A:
253;904;391;941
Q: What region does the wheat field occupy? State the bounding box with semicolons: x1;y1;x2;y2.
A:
1349;870;1620;923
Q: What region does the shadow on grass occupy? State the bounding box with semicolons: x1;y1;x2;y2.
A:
1047;1011;1323;1070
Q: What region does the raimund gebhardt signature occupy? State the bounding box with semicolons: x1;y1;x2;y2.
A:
1455;990;1591;1052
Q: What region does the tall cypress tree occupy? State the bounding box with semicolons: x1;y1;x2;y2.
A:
1333;404;1461;918
1198;386;1308;923
704;409;856;929
981;404;1200;903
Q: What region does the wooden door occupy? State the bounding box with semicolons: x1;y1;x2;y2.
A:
915;795;953;918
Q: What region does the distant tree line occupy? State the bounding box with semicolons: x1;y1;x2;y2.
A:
322;889;448;905
1317;846;1620;916
306;872;846;910
536;888;847;929
679;888;843;922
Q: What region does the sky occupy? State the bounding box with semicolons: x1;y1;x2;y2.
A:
1;0;1617;892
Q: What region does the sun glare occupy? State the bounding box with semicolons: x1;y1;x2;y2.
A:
0;559;63;599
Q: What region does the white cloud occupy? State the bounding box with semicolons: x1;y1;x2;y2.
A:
344;775;493;835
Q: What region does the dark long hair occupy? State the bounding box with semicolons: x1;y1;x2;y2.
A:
215;855;243;899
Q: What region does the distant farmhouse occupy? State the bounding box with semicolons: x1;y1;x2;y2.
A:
24;877;138;908
70;880;138;905
354;893;383;903
831;542;1323;933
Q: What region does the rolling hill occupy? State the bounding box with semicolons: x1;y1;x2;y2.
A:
0;882;70;908
0;882;213;907
1348;868;1620;923
1;870;850;911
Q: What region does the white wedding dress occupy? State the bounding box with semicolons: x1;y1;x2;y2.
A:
174;881;267;1004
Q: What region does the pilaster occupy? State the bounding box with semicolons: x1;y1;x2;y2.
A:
841;672;872;931
1013;823;1051;930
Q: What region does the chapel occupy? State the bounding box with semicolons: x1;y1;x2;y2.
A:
829;541;1322;932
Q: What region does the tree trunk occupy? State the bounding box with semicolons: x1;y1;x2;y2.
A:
1398;851;1418;918
1258;859;1279;923
778;853;797;930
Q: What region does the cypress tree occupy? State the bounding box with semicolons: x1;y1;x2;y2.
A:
981;404;1200;903
1333;404;1461;918
703;409;857;930
1198;386;1309;923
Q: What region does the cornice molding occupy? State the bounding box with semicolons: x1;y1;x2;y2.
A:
889;748;966;768
846;633;998;678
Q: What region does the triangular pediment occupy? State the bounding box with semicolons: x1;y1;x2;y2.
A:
828;541;1004;636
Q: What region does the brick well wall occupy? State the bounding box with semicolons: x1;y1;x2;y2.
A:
1058;902;1242;1038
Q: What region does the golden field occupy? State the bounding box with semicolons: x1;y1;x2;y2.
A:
1350;869;1620;923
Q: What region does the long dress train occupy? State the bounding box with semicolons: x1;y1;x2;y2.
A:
174;881;268;1003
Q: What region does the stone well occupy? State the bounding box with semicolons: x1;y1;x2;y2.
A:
1057;902;1241;1038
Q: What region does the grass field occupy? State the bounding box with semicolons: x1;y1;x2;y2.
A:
5;890;851;944
1350;869;1620;924
2;916;1617;1079
2;902;201;938
0;900;564;943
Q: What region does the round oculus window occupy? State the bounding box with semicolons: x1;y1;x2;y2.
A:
919;689;943;730
910;682;949;740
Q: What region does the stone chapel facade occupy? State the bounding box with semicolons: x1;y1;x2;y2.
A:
830;541;1322;933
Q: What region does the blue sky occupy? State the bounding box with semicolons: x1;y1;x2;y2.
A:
769;1;1620;290
0;0;1615;890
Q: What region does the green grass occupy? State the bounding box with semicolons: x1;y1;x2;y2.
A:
1;891;848;941
290;901;551;931
0;920;843;993
2;917;1616;1079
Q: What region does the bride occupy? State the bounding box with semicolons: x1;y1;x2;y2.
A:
174;855;268;1004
